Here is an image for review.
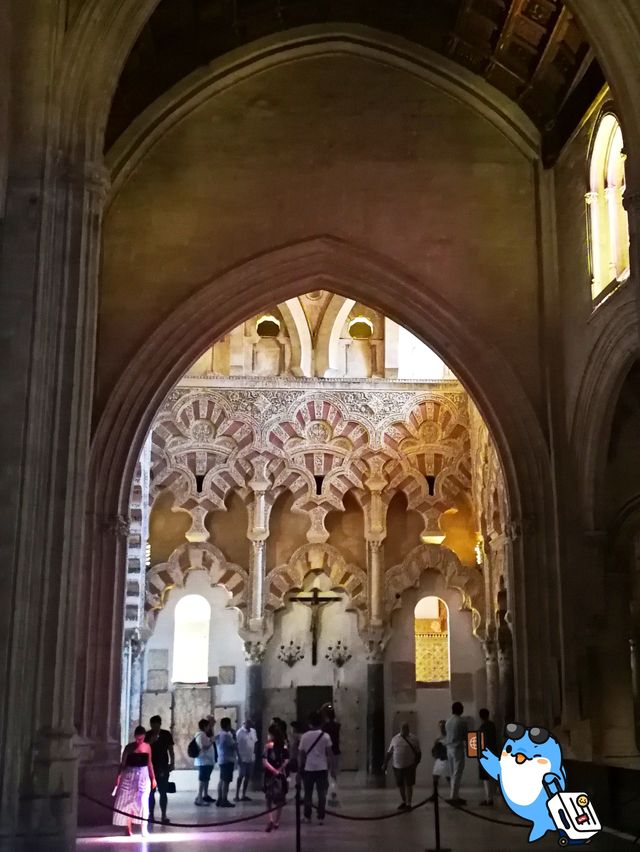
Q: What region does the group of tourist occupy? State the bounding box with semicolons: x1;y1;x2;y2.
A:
384;702;499;811
111;703;341;835
112;701;498;836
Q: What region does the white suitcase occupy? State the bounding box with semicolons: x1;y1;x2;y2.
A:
544;778;601;846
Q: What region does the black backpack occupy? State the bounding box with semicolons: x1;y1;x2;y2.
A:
187;737;200;759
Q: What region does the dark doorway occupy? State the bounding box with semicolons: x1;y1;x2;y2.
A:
296;685;333;729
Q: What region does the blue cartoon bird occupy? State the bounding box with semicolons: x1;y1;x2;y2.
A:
479;723;566;843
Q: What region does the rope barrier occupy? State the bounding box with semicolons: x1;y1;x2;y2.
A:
79;791;287;829
322;795;432;821
437;795;525;829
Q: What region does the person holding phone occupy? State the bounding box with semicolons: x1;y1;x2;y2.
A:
478;708;498;805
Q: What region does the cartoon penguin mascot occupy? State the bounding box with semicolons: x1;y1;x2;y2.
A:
479;723;566;843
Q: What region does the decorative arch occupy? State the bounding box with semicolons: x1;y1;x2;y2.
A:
145;542;248;628
315;295;356;377
103;25;542;197
570;290;639;528
265;543;368;616
280;299;313;377
88;235;559;723
386;543;484;637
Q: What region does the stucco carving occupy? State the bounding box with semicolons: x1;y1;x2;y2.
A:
386;543;484;637
145;542;248;628
265;543;368;618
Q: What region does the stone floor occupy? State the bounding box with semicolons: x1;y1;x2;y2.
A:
77;772;637;852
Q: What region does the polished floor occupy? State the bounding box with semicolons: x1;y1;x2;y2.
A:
77;771;637;852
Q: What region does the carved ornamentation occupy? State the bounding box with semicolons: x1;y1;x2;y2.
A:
244;640;267;664
265;543;368;619
386;544;484;637
145;542;248;628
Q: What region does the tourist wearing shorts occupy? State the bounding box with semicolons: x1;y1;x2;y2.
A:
383;721;421;810
194;719;216;806
235;718;258;802
215;717;237;807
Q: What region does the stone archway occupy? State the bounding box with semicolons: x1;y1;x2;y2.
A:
78;235;557;797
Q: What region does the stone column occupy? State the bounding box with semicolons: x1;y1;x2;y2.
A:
248;461;269;631
383;317;399;378
622;190;640;334
244;641;266;789
250;540;266;626
368;541;384;627
128;635;145;739
483;633;500;731
0;34;110;840
497;615;515;725
365;640;386;787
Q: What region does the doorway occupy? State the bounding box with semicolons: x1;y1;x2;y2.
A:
296;685;333;729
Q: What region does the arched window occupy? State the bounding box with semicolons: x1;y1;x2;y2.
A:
256;315;281;338
414;596;450;686
588;113;630;301
348;316;373;340
172;594;211;683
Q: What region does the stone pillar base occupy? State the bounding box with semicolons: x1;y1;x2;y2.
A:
77;761;120;826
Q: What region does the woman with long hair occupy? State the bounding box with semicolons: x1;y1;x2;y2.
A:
112;726;156;837
263;723;289;832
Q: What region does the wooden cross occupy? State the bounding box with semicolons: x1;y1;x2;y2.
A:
288;587;343;665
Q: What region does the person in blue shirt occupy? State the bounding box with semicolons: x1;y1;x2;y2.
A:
215;718;238;807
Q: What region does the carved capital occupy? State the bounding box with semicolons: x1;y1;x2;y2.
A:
505;515;536;541
56;153;111;201
102;514;131;538
185;505;210;543
244;640;267;664
363;632;388;663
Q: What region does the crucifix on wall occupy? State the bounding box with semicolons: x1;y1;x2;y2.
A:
288;587;343;665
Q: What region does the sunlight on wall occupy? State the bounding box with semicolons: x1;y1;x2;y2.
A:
588;113;630;300
172;594;211;682
414;596;450;685
397;326;449;380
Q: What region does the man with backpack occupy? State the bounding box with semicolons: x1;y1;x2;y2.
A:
298;711;334;825
191;718;216;806
383;721;422;810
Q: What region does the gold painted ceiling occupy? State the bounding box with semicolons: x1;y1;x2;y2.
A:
106;0;604;163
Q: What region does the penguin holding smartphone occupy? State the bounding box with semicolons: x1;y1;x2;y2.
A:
478;723;566;843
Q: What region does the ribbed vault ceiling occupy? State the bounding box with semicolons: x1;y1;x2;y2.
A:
106;0;604;163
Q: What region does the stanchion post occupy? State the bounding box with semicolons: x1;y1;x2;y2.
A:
426;776;451;852
295;776;302;852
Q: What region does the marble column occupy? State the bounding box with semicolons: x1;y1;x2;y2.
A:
244;642;266;788
483;633;500;732
250;540;266;626
365;641;386;787
368;541;384;627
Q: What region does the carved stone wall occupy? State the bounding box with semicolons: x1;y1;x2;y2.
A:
143;379;478;633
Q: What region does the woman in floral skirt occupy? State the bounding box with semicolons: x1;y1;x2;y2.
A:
113;725;156;836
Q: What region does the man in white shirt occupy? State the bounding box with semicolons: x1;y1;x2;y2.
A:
445;701;468;805
383;722;421;810
298;711;334;825
234;718;258;802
